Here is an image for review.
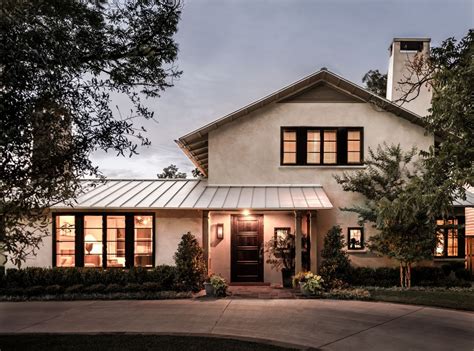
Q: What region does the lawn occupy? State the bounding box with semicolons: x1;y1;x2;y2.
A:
367;288;474;311
0;334;301;351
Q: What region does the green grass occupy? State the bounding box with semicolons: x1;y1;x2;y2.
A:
368;288;474;311
0;334;302;351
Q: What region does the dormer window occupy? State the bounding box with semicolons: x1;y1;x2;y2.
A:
281;127;364;166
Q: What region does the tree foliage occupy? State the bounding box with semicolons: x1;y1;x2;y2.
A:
319;225;351;289
362;69;387;97
335;144;437;288
174;232;206;292
157;164;187;179
1;0;182;266
396;30;473;210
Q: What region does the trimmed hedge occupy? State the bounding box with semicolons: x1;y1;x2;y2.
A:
0;266;180;292
348;264;471;288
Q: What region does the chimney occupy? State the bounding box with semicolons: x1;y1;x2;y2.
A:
386;38;432;116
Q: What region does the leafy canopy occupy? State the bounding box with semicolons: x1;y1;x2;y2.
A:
362;69;387;97
1;0;182;266
157;164;187;179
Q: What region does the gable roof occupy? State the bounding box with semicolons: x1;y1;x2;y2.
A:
176;68;428;176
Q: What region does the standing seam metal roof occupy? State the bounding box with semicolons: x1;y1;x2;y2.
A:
52;180;334;210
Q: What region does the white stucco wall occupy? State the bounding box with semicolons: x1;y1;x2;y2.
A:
207;101;434;269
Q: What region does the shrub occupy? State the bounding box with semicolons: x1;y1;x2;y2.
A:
302;275;324;295
45;285;64;295
142;282;161;292
210;274;227;297
174;232;207;292
84;283;106;294
65;284;84;294
124;283;141;293
25;285;44;297
150;265;178;290
320;226;351;289
104;284;123;293
325;288;371;300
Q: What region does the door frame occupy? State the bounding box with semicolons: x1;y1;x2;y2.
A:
231;214;264;283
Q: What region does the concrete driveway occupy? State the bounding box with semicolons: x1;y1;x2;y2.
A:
0;299;472;350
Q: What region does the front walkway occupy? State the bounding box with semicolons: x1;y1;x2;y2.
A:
1;299;472;350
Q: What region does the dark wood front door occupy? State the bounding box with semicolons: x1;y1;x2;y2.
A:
231;215;264;282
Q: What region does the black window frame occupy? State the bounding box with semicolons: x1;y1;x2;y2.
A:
434;216;465;259
52;212;156;268
280;126;364;166
400;41;424;52
348;227;364;250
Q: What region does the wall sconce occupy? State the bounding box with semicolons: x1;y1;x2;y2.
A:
216;223;224;240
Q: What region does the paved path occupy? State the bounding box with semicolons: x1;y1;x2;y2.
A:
0;299;473;350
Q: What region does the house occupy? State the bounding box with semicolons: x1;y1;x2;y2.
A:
5;38;473;283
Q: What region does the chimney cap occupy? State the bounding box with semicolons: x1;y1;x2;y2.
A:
392;37;431;42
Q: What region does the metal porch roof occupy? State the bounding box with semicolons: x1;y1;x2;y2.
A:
52;180;333;210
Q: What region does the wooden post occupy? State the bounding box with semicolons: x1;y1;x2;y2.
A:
309;211;318;274
295;211;303;274
202;210;210;272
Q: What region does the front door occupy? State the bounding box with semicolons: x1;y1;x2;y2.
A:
466;237;474;276
231;215;264;282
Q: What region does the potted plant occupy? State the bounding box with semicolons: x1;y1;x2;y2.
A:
210;274;227;297
204;276;214;296
265;230;295;288
293;271;324;296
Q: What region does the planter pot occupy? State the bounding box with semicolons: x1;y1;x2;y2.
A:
299;282;311;296
204;282;214;296
281;268;293;288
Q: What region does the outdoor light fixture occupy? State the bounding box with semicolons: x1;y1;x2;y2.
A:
242;209;250;216
216;223;224;240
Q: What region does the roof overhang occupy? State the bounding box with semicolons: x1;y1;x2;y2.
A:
176;69;429;176
52;180;333;211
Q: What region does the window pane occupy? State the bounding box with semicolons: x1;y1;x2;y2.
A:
283;141;296;152
84;215;102;267
134;216;153;267
283;131;296;141
107;216;126;228
348;130;361;140
307;152;320;164
56;215;75;267
307;130;320;141
348;229;363;249
348;152;361;163
435;229;445;256
324;142;336;152
324;131;337;141
323;152;337;164
348;140;360;152
283;153;296;164
447;228;458;256
307;141;320;153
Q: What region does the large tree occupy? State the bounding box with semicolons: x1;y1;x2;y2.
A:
362;69;387;97
157;164;187;179
1;0;182;266
335;144;438;288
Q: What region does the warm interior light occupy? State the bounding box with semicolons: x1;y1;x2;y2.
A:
242;209;250;216
216;223;224;240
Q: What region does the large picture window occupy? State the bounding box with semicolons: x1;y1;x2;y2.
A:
53;213;154;268
281;127;363;166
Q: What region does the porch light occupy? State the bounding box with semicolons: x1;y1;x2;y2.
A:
242;209;250;216
216;223;224;240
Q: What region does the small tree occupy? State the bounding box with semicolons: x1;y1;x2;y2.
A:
335;144;438;288
174;232;206;292
320;226;351;288
157;164;187;179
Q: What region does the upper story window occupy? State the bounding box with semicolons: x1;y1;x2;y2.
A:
400;41;423;52
281;127;363;166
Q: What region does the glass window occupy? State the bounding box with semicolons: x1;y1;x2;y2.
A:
134;215;153;267
347;130;361;164
348;227;363;250
84;215;103;267
323;130;337;164
307;130;320;164
282;130;297;164
435;219;460;257
107;216;126;267
56;215;75;267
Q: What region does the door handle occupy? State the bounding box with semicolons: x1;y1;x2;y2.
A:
259;246;264;261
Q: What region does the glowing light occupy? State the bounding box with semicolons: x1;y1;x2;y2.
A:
242;209;250;216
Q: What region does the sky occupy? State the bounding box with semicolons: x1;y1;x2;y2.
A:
91;0;473;179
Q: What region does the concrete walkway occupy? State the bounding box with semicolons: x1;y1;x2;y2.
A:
0;299;473;350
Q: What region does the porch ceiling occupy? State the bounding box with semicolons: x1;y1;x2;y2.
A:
52;180;333;210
